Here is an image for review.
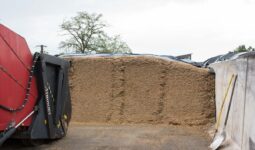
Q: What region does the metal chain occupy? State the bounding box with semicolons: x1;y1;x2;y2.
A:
0;53;40;112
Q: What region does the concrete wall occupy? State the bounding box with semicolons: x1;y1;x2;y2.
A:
210;52;255;150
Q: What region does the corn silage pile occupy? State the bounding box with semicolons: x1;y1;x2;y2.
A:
67;55;215;126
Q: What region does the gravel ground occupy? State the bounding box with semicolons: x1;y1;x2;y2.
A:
2;123;210;150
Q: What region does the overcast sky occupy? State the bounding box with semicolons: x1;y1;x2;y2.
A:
1;0;255;61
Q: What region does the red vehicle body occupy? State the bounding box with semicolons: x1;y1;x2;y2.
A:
0;24;38;131
0;24;71;146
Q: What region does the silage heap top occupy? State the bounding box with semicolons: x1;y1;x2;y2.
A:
66;54;215;126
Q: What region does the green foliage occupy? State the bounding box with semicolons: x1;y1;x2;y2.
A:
92;34;132;54
59;11;132;54
234;45;255;52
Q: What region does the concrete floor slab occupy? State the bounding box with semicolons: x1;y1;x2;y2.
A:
2;124;210;150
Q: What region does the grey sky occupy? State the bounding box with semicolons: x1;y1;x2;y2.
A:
1;0;255;61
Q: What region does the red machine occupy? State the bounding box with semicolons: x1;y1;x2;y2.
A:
0;24;71;146
0;24;38;131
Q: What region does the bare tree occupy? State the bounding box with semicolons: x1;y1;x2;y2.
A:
59;11;132;54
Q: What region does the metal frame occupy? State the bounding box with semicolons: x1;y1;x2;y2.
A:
11;53;72;140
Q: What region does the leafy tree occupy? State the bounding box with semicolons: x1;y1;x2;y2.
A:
247;46;255;52
92;34;132;54
59;11;131;54
234;45;255;52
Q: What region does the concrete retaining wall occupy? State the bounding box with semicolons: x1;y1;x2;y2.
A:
210;52;255;150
